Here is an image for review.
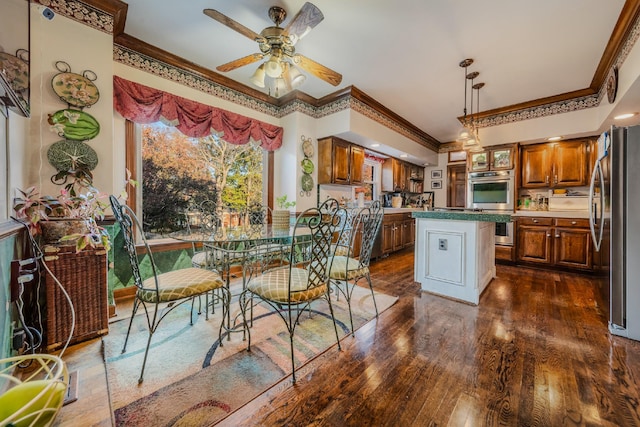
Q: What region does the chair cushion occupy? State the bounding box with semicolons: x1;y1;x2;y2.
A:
247;267;327;303
191;251;208;268
331;244;350;257
329;256;369;280
139;267;224;303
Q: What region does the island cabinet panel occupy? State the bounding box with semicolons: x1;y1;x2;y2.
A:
317;136;365;185
520;139;591;188
516;216;592;270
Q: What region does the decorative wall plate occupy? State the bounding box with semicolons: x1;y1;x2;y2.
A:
301;158;314;174
51;62;100;108
48;109;100;141
606;66;618;104
302;136;314;157
301;174;314;192
47;140;98;171
0;52;29;91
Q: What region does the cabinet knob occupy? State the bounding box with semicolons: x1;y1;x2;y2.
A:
533;219;539;223
546;233;551;237
571;221;577;225
555;234;560;238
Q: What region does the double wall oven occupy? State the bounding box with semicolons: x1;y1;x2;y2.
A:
467;170;515;245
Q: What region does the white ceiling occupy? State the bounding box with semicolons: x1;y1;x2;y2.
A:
121;0;626;145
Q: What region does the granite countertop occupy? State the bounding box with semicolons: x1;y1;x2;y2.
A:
412;211;513;222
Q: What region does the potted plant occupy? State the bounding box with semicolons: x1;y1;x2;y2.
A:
273;195;295;229
13;169;134;252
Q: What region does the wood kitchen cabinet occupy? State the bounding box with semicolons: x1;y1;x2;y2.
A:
318;136;364;185
382;159;424;192
520;139;590;188
516;217;592;270
381;213;415;255
468;145;516;172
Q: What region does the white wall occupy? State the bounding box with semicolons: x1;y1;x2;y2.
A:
27;4;114;195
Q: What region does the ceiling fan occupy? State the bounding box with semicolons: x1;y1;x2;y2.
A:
203;2;342;94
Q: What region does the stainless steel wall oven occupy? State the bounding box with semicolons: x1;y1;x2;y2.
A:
467;169;515;245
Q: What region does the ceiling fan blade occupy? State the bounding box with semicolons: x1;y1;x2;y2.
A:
217;54;264;72
284;2;324;43
293;54;342;86
203;9;262;41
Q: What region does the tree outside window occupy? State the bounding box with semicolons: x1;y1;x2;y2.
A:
141;123;263;236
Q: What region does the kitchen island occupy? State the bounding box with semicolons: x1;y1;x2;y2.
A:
412;210;513;305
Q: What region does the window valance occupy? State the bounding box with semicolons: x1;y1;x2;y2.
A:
113;76;283;150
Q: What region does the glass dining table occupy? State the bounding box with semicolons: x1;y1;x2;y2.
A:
170;224;313;335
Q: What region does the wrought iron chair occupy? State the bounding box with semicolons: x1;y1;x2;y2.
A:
238;198;345;383
109;195;229;383
188;200;221;269
329;200;383;334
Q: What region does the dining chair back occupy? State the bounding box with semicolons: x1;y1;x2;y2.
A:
238;198;346;383
329;200;383;333
109;195;229;383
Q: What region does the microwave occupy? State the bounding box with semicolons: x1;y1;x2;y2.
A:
467;170;515;212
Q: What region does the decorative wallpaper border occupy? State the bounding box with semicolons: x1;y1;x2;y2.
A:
34;0;114;34
59;1;640;146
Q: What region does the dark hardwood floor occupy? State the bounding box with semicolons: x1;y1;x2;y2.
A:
54;247;640;426
220;248;640;426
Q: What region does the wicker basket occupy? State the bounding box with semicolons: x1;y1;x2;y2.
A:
272;210;291;230
43;245;108;350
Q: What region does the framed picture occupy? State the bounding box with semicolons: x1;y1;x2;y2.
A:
431;180;442;189
431;170;442;179
448;150;467;163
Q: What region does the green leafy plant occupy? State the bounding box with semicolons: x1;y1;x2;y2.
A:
13;171;136;252
275;195;296;210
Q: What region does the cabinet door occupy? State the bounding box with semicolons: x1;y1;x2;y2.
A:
393;221;403;250
382;222;394;254
349;145;365;185
408;219;415;246
490;148;514;170
521;144;553;187
403;162;412;191
332;139;351;184
554;141;588;187
468;151;490;172
517;225;552;264
392;159;404;191
553;227;592;269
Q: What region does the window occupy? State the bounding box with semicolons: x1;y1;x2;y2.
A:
355;159;381;202
139;122;265;237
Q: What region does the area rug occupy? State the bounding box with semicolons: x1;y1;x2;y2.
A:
103;283;398;426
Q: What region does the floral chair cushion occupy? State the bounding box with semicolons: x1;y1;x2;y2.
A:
140;267;224;303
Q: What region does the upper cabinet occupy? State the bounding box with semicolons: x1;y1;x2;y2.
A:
521;139;590;188
382;158;423;193
467;145;515;172
318;136;364;185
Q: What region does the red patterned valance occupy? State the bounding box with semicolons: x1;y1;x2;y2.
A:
113;76;283;150
365;153;387;164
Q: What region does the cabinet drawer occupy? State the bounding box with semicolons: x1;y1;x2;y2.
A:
555;218;589;228
517;217;553;226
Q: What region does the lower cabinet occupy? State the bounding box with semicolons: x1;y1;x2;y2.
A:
381;213;415;255
516;217;592;271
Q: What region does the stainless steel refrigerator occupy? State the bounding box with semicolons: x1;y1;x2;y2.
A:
590;125;640;340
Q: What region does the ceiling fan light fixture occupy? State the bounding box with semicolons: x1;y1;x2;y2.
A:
250;64;266;88
265;54;283;78
288;64;306;88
